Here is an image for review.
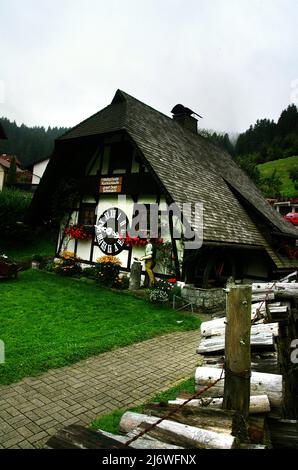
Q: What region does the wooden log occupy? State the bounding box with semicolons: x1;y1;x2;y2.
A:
197;332;274;354
248;415;265;443
267;306;288;314
99;429;184;449
279;271;297;282
251;300;267;314
201;352;279;374
250;352;279;374
275;291;298;302
119;412;238;449
276;318;298;419
143;403;236;435
200;321;278;338
46;425;126;449
168;394;271;414
253;282;298;293
239;443;267;449
252;292;275;302
267;417;298;449
195;367;282;407
200;317;226;337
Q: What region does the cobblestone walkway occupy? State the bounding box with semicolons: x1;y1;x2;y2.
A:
0;330;200;449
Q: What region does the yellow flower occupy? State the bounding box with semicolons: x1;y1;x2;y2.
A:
60;251;81;260
96;255;122;266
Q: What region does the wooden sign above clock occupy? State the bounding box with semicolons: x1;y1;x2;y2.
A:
99;177;123;193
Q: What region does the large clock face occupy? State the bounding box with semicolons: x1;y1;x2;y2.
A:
95;207;128;255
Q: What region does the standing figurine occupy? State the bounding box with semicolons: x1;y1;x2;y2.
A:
139;239;156;287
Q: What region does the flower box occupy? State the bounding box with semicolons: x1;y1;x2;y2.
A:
64;224;94;241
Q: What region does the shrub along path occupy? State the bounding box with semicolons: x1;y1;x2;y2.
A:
0;329;200;449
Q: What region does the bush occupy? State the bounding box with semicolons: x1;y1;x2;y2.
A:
149;289;169;303
0;188;33;244
52;251;82;277
113;274;129;290
95;256;122;287
148;278;177;303
81;266;98;279
44;259;55;272
168;284;182;301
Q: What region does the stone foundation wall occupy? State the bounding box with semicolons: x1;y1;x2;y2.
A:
181;285;226;312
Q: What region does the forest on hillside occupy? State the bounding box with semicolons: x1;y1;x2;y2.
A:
0;117;68;168
201;104;298;198
235;104;298;162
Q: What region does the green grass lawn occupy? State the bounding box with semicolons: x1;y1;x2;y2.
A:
258;155;298;198
90;377;196;434
0;270;200;385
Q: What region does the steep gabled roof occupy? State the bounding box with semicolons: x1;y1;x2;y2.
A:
29;89;298;248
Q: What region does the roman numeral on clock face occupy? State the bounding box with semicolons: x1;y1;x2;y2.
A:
96;207;128;256
100;241;107;251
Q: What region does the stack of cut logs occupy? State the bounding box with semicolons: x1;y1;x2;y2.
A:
46;277;298;449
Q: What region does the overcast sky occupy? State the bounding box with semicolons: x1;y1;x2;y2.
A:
1;0;298;134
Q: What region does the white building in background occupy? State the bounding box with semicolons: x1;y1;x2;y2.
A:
32;158;49;185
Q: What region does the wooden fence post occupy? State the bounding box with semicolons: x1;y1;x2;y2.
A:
223;285;252;434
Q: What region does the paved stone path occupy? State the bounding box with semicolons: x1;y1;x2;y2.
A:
0;330;200;449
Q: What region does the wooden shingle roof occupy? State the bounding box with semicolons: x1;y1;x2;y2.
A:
58;89;298;243
28;89;298;252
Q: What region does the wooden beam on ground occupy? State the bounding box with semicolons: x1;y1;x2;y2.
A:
168;394;271;414
267;417;298;449
119;412;238;449
200;320;278;339
195;367;282;408
197;332;275;354
98;429;184;449
252;292;275;302
143;403;236;435
46;425;127;449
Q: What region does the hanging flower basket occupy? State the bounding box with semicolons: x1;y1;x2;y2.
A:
64;224;94;241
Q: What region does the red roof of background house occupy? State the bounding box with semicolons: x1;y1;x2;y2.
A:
0;156;32;182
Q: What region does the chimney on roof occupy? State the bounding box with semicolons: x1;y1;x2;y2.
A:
171;104;202;134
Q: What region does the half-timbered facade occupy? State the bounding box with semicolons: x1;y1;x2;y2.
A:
27;90;298;286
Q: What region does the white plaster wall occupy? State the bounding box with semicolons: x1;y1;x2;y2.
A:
32;159;49;184
56;194;178;277
76;240;92;261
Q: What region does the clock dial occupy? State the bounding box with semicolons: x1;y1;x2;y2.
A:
95;207;128;255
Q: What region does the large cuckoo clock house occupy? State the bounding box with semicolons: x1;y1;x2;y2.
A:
27;90;298;287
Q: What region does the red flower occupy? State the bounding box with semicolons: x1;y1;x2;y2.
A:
64;225;93;241
168;278;177;283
